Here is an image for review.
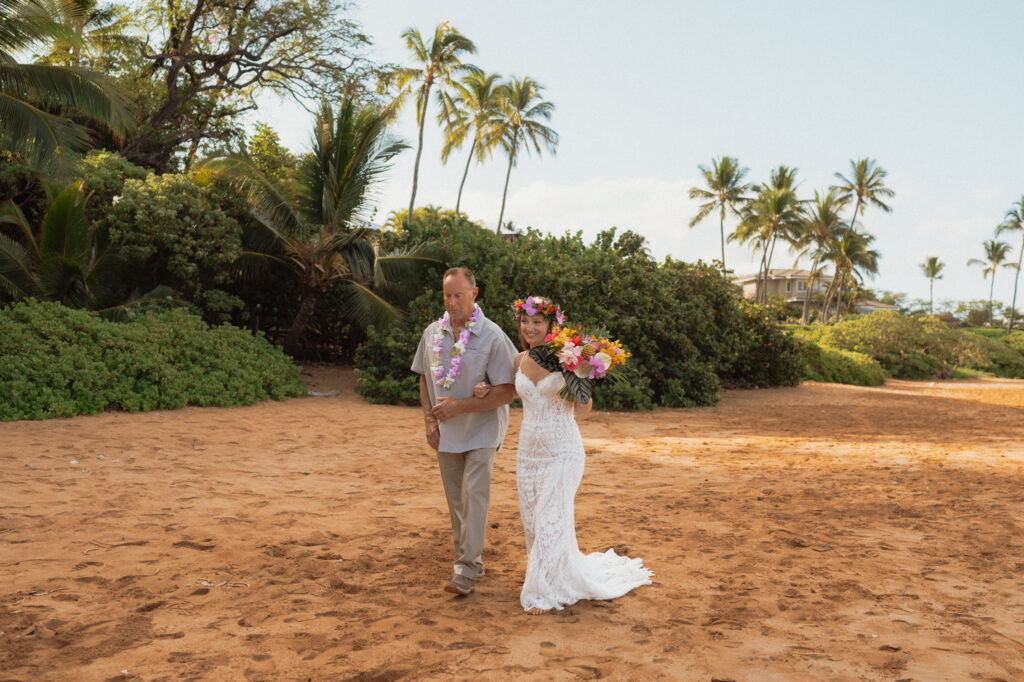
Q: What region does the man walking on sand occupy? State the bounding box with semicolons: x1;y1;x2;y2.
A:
412;267;517;596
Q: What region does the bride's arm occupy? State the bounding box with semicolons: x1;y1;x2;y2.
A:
575;396;593;415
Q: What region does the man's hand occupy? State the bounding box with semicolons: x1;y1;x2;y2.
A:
473;381;491;398
424;418;440;449
431;396;463;422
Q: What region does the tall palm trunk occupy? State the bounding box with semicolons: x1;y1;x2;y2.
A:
1009;237;1024;333
848;197;862;232
801;253;820;324
820;274;840;324
496;128;518;234
455;136;476;214
718;207;726;271
929;278;934;313
764;231;780;303
756;239;770;303
988;273;996;326
284;294;318;356
835;273;846;319
407;81;433;227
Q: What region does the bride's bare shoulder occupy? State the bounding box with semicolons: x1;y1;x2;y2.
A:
514;350;528;372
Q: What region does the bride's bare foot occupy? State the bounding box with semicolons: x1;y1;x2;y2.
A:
526;607;552;616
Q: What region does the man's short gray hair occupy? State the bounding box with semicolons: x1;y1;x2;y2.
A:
443;267;476;288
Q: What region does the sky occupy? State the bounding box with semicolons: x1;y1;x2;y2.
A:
257;0;1024;306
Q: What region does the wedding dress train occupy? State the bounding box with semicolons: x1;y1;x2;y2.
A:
515;369;653;612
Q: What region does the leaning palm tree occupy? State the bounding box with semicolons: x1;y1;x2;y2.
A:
493;75;558;233
688;156;750;271
967;239;1013;325
997;195;1024;332
204;97;438;356
437;69;502;214
791;188;849;323
820;228;880;322
919;256;945;314
832;158;894;232
1;0;130;172
385;22;475;227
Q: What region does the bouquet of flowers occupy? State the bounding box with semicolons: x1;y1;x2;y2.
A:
528;324;631;403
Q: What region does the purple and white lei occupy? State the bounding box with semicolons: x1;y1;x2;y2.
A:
431;304;481;389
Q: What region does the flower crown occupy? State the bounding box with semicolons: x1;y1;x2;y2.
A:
512;296;566;325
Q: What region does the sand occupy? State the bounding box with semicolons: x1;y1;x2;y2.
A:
1;368;1023;681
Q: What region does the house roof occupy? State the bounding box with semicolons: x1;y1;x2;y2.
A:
854;300;899;309
732;268;833;283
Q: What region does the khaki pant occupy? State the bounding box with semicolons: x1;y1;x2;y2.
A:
437;447;496;580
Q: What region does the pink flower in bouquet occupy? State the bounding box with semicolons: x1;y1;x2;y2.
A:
557;341;583;371
587;352;612;379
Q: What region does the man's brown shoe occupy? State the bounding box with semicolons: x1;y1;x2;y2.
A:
444;574;475;595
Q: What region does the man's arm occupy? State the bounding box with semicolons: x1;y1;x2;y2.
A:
419;374;440;449
432;383;514;422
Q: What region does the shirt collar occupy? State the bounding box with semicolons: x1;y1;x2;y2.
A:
442;306;485;337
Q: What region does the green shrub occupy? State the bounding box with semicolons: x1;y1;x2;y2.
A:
0;300;305;421
355;209;803;409
795;338;886;386
100;172;244;320
808;312;1024;380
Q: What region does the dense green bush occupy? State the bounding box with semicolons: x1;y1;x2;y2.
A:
73;150;148;223
793;337;886;386
355;209;803;409
0;300;305;421
791;313;1024;381
100;172;244;319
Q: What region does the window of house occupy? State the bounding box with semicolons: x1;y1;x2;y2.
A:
798;281;806;292
785;281;791;293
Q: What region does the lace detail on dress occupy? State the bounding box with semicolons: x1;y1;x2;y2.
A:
515;369;652;612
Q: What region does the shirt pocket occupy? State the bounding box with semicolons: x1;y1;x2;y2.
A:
460;347;490;385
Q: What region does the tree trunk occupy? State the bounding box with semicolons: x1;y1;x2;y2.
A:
835;273;845;319
848;197;862;232
455;137;476;214
718;205;726;271
929;278;934;314
820;274;839;324
764;232;780;304
496;129;518;234
1009;237;1024;333
284;294;317;357
989;272;996;326
801;253;820;324
756;240;769;304
407;83;432;227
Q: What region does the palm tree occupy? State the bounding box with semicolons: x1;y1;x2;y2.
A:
493;76;558;233
0;181;124;308
998;195;1024;332
820;228;880;322
437;69;502;214
967;239;1013;325
688;156;750;271
832;158;894;232
204;97;438;356
37;0;141;70
792;188;849;323
385;22;475;228
731;179;803;303
1;0;130;172
919;256;945;314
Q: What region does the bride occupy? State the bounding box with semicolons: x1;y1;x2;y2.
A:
476;297;652;614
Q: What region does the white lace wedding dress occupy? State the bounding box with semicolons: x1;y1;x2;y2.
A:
515;368;653;612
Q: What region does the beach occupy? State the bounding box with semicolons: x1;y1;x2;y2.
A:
1;368;1023;681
